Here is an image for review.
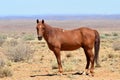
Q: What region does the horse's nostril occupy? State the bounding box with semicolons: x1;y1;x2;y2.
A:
38;37;42;40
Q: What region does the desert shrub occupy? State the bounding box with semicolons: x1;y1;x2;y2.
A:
104;33;111;36
108;54;114;58
13;35;20;39
4;40;34;62
0;34;7;46
100;34;106;39
0;67;12;78
66;53;73;58
112;32;118;36
22;34;35;41
0;59;5;68
8;43;33;62
3;39;18;47
0;59;12;78
112;42;120;51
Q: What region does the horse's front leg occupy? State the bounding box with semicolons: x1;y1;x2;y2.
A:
53;48;63;74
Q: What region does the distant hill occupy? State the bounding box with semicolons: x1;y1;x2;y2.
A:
1;15;120;20
0;15;120;33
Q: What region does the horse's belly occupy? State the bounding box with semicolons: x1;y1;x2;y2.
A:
61;44;81;51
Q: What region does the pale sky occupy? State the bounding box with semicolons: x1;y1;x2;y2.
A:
0;0;120;16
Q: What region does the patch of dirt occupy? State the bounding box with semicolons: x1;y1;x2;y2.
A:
1;38;120;80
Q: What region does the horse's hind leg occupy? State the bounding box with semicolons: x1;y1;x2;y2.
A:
53;48;63;74
86;49;94;76
83;48;90;75
82;48;94;76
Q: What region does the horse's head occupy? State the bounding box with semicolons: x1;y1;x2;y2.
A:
36;19;45;40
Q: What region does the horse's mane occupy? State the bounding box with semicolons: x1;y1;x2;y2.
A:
44;23;64;33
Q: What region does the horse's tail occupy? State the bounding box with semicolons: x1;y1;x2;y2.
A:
94;30;101;67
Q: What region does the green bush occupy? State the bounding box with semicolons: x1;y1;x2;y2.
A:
100;34;106;39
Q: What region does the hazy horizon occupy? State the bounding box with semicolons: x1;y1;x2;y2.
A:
0;0;120;17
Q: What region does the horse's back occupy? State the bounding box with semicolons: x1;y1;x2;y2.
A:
49;27;96;51
59;27;95;50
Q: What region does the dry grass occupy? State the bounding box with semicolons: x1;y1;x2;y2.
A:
0;34;7;46
112;41;120;51
3;39;34;62
0;19;120;79
0;67;13;78
22;33;35;41
0;58;12;78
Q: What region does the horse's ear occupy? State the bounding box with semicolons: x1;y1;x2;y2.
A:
36;19;39;23
42;19;44;24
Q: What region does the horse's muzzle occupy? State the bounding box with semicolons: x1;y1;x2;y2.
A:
38;36;42;40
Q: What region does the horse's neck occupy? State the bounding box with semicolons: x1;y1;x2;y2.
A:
43;24;55;40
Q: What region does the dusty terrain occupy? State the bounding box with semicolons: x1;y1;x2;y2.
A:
0;19;120;80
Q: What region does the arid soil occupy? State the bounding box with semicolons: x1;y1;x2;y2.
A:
0;20;120;80
0;37;120;80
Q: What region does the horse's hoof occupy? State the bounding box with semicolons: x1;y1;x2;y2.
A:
90;71;94;77
82;71;86;75
80;71;89;75
92;74;94;77
86;72;89;75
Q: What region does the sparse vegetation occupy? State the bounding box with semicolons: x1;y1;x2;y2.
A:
0;59;12;78
112;32;118;36
66;53;73;58
0;59;5;68
0;19;120;79
108;53;115;58
112;42;120;51
104;33;111;36
0;34;7;46
63;61;76;72
100;34;107;39
22;34;35;41
4;40;34;62
0;67;12;78
8;43;33;62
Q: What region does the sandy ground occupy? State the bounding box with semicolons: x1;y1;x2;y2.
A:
0;37;120;80
0;19;120;80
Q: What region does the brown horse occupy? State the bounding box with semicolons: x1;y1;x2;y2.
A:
36;19;100;76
